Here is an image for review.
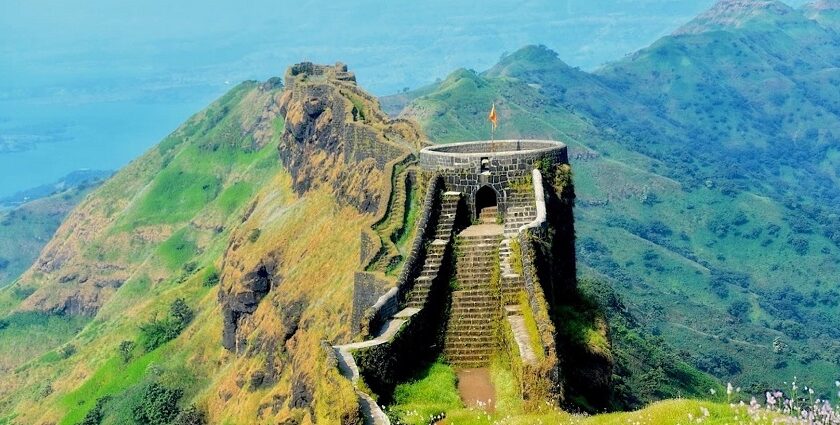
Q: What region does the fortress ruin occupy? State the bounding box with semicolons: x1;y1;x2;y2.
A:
333;138;576;423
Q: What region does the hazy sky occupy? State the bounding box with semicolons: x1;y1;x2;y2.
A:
0;0;813;198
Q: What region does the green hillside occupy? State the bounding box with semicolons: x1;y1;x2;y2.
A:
0;76;369;424
0;175;107;288
390;1;840;396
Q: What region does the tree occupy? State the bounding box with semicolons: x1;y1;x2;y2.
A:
727;300;750;323
139;299;194;352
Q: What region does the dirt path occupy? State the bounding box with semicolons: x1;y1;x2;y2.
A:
456;368;496;412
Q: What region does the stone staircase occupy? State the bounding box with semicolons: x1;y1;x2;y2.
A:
499;190;537;304
334;308;420;425
405;191;460;308
444;224;503;368
478;206;498;224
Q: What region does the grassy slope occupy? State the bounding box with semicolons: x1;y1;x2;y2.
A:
392;16;840;395
0;81;362;424
387;357;769;425
0;180;103;287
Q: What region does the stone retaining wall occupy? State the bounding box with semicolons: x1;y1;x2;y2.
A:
355;175;443;338
516;170;563;403
353;238;455;403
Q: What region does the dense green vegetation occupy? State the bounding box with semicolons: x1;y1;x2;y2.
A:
391;1;840;395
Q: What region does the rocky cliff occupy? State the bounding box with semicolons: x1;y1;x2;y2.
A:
218;62;424;355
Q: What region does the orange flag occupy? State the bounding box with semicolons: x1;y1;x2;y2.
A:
488;103;498;130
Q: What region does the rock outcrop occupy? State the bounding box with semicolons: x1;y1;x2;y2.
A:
219;249;282;351
218;63;425;354
276;62;422;214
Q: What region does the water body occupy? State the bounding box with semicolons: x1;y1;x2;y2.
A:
0;0;811;198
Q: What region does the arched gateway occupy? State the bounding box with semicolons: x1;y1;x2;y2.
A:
474;185;498;222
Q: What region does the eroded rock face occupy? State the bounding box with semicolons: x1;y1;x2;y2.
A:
219;251;281;351
276;62;419;214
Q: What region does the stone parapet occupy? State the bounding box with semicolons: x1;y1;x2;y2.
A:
419;140;566;218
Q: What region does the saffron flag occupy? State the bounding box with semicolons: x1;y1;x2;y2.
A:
488;103;498;130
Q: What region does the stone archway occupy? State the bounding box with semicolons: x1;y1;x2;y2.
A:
475;185;498;222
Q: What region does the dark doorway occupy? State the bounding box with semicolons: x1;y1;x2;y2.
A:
475;186;498;221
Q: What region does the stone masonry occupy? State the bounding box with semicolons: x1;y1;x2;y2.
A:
419;140;567;219
340;140;569;422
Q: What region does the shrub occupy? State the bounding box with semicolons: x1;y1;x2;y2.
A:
38;381;53;399
203;270;220;287
79;396;111;425
139;319;181;352
11;285;36;300
169;298;194;326
787;236;809;255
119;340;135;363
0;319;8;330
173;405;207;425
248;228;261;243
182;261;198;274
132;383;183;425
0;257;9;270
59;344;77;359
138;299;194;352
727;300;750;323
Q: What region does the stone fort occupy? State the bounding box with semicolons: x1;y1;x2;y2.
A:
333;139;575;424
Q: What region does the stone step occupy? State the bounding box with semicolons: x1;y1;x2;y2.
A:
445;354;495;364
447;325;497;335
445;340;497;350
446;338;496;347
453;279;493;287
445;347;496;357
460;233;503;239
447;359;491;368
455;272;493;279
452;288;500;297
454;284;494;292
452;289;499;297
451;301;499;310
450;315;501;323
458;252;496;259
451;307;499;316
457;252;498;260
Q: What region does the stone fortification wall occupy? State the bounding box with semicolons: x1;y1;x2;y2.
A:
516;170;563;403
419;140;567;217
353;175;444;337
